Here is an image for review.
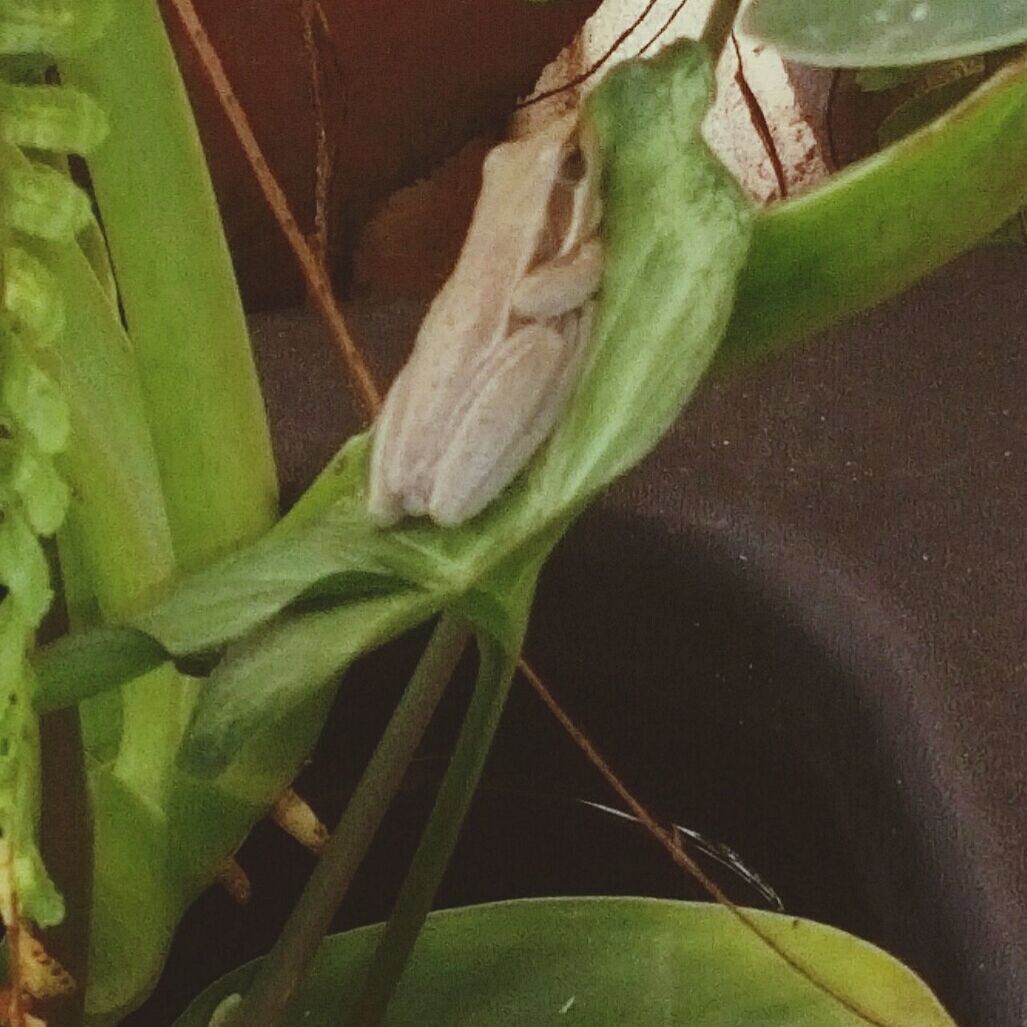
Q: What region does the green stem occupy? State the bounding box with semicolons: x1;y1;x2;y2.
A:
236;615;471;1027
701;0;744;61
348;636;519;1027
60;1;277;573
56;2;279;809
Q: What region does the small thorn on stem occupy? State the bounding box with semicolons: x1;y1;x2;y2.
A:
272;788;329;855
215;858;252;905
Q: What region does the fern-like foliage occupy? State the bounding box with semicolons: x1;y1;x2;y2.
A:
0;0;109;931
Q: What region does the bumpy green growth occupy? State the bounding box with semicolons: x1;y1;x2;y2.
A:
0;0;111;57
0;0;110;930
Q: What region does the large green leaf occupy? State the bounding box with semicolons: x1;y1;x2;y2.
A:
174;898;957;1026
82;689;333;1026
171;41;751;775
743;0;1027;68
719;46;1027;368
36;39;754;777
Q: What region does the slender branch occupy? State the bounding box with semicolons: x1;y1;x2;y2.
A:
517;659;890;1027
165;0;382;418
301;0;332;268
731;32;789;199
638;0;693;57
516;0;662;111
234;615;471;1027
348;639;516;1026
38;709;92;1027
701;0;744;63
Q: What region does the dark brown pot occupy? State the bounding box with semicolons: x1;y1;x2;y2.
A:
122;244;1027;1026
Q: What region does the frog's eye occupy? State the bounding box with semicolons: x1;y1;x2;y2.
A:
558;145;587;184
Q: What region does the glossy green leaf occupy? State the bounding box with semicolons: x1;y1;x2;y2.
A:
174;898;957;1027
148;40;753;776
743;0;1027;68
719;47;1027;368
29;39;751;772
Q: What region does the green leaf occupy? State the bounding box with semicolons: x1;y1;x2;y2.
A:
0;508;50;626
34;38;753;771
137;39;753;776
0;614;64;928
61;0;279;573
177;591;437;777
11;445;70;534
1;335;68;453
173;38;745;652
2;245;65;345
743;0;1027;68
719;47;1027;368
82;691;334;1025
33;627;169;714
173;898;957;1027
82;767;176;1023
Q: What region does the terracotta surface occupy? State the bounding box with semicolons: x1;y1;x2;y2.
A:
160;0;599;308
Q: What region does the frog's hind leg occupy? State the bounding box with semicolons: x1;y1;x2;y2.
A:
427;317;586;527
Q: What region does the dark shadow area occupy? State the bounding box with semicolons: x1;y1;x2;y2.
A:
131;506;987;1026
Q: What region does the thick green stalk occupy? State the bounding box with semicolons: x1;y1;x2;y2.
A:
31;232;186;803
348;638;519;1026
236;615;472;1027
60;1;277;573
57;2;280;809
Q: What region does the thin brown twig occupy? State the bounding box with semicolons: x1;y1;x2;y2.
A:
165;0;382;418
637;0;693;57
731;32;789;200
301;0;332;268
825;69;843;170
517;657;895;1027
515;0;663;111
